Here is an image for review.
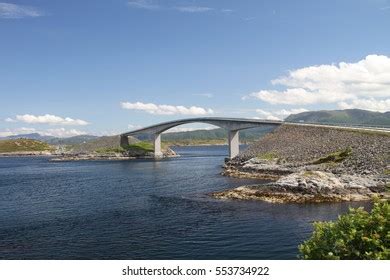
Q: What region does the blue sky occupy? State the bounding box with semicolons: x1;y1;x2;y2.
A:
1;0;390;137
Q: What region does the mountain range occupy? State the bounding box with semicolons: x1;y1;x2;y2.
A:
286;109;390;126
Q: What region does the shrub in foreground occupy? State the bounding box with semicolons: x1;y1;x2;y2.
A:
299;200;390;259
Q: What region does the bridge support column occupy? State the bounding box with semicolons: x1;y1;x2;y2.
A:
120;135;129;148
228;130;239;159
153;133;163;158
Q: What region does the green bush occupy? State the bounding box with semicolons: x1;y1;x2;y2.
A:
299;200;390;259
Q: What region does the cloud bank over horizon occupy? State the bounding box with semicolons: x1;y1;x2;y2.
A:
244;54;390;112
6;114;89;126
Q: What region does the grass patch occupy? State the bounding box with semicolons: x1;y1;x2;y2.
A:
384;169;390;175
0;139;53;153
124;141;154;153
95;141;154;155
313;147;352;164
303;170;316;177
256;152;278;160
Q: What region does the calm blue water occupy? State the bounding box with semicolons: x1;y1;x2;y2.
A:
0;146;369;259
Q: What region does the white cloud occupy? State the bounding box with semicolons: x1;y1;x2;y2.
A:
128;124;143;129
174;6;213;13
13;114;89;126
0;127;36;137
0;131;14;137
0;2;43;18
4;117;16;122
121;102;214;115
41;128;86;137
338;98;390;112
255;108;308;120
244;55;390;111
127;0;160;10
127;1;229;14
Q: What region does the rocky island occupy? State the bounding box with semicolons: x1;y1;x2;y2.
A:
212;125;390;203
0;135;176;160
50;135;176;161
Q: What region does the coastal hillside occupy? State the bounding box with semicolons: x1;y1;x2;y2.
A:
285;109;390;126
239;124;390;175
0;139;53;153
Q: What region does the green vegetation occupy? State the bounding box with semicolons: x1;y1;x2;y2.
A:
303;170;317;177
313;147;352;164
95;141;154;155
256;152;278;160
124;141;154;153
0;139;53;153
299;200;390;260
384;169;390;175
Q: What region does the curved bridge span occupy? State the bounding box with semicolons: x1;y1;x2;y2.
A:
121;117;390;159
120;117;282;158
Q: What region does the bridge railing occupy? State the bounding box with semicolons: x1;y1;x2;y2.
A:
283;121;390;131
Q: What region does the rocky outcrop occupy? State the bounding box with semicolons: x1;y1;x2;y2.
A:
239;125;389;175
51;147;177;161
216;125;390;203
212;171;388;203
0;151;53;157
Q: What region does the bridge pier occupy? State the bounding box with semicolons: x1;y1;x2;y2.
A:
120;135;129;148
154;133;163;158
228;130;239;159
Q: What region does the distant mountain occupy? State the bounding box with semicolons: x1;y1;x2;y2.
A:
285;109;390;126
0;133;99;145
3;133;56;142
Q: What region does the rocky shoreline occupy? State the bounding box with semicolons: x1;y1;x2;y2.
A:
0;148;178;161
213;125;390;203
0;151;53;157
50;147;178;161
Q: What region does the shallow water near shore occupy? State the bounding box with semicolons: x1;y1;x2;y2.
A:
0;145;370;259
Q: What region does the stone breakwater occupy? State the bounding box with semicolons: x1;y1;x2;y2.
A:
213;125;390;203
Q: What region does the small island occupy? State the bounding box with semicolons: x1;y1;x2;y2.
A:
0;135;176;160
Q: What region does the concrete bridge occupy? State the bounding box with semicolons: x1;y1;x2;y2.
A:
120;117;283;158
120;117;390;159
